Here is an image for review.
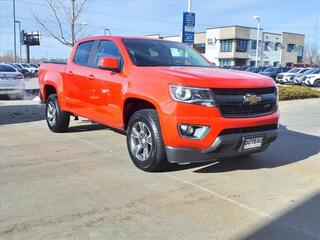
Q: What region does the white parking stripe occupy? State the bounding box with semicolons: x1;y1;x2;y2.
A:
34;121;317;238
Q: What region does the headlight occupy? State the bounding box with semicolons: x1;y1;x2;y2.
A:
169;85;215;107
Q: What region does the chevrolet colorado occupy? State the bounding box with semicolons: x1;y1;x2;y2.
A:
39;36;279;171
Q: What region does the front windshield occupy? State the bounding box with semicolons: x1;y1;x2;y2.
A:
123;39;211;67
288;68;301;73
303;69;316;75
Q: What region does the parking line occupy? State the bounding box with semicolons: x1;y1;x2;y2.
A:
163;173;317;238
33;121;317;238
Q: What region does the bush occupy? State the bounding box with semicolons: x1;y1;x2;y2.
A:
279;86;320;101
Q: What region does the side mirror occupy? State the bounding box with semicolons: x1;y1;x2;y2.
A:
98;56;120;72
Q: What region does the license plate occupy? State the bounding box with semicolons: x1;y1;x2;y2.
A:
241;136;264;151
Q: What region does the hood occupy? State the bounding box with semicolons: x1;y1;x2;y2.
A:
149;66;275;88
279;72;297;76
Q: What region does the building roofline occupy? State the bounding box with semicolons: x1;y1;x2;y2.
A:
206;25;262;30
282;32;305;36
263;32;282;36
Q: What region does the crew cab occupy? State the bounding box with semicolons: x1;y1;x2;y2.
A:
39;36;279;172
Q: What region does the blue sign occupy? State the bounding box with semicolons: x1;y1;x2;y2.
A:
182;12;195;45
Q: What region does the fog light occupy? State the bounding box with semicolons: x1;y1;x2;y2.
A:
178;124;209;139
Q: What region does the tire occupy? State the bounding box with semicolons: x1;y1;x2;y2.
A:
126;109;168;172
314;80;320;87
46;94;70;132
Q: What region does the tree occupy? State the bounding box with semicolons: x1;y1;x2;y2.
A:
304;42;320;65
32;0;88;47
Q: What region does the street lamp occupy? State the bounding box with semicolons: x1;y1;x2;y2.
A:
104;28;111;35
80;22;88;38
188;0;192;12
253;16;260;67
13;0;17;62
15;20;22;62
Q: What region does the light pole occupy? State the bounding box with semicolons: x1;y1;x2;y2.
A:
188;0;192;12
253;16;260;67
81;22;87;38
13;0;17;62
15;20;22;62
104;28;111;35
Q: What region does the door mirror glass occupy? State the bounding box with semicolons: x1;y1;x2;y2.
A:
98;56;120;72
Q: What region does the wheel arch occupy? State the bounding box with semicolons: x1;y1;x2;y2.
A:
123;97;159;130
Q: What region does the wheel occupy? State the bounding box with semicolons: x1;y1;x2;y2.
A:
314;80;320;87
126;109;168;172
46;94;70;132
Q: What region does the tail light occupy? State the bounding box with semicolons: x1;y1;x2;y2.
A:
15;74;23;79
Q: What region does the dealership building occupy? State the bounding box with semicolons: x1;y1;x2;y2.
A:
148;25;305;67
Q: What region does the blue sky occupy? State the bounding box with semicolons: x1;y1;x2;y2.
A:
0;0;319;59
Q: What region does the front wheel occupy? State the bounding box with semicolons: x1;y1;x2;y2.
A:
126;109;168;172
314;80;320;87
46;94;70;132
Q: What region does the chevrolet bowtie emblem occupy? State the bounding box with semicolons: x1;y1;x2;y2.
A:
243;94;262;105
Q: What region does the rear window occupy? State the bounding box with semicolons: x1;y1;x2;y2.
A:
74;41;94;66
0;65;17;72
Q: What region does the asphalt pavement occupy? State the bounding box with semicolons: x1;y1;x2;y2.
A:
0;98;319;240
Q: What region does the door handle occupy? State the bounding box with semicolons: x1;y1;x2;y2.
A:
68;70;73;75
88;74;95;80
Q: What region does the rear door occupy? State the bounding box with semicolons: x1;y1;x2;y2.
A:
65;40;96;117
85;40;124;128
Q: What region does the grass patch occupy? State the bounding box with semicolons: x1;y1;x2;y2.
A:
279;86;320;101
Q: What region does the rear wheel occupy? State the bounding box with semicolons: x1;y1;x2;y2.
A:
126;109;168;172
314;80;320;87
46;94;70;132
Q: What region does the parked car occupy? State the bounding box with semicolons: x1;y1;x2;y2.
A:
259;67;290;80
291;63;309;68
0;63;25;97
293;68;320;85
303;72;320;87
29;63;39;69
8;63;30;77
21;63;38;76
230;66;248;71
245;66;260;73
276;68;312;84
39;36;279;172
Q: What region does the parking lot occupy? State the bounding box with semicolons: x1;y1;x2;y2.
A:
0;97;319;240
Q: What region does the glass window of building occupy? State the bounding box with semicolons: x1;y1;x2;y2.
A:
220;40;233;52
251;40;257;49
193;43;206;54
220;59;232;66
236;39;248;52
287;44;295;52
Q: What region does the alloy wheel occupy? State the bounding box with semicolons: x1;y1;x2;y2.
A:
130;121;153;161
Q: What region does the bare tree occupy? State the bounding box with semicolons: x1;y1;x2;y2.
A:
304;42;320;65
32;0;88;47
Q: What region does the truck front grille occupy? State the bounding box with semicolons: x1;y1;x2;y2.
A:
220;124;278;135
213;87;277;118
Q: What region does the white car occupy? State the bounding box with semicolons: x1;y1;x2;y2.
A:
303;73;320;87
293;68;320;85
276;68;312;84
20;63;38;75
0;64;25;96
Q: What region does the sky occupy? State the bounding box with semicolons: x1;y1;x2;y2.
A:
0;0;319;60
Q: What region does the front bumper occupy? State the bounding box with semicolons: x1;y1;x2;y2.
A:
165;129;278;163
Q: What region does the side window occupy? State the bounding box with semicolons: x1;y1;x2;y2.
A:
74;41;94;66
95;40;122;66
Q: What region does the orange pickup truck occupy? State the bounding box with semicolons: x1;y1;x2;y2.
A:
39;36;279;171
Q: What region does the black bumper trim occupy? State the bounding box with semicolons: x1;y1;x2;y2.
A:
165;129;278;163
